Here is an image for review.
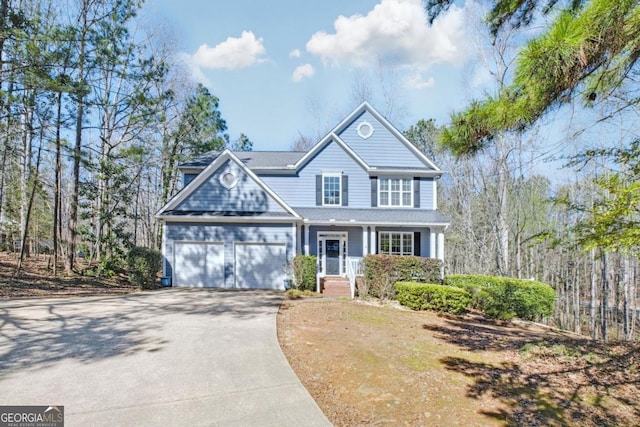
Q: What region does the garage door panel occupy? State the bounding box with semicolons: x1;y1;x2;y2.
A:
174;242;224;287
235;243;286;290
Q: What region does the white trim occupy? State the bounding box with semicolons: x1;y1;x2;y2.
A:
294;132;371;172
218;168;239;190
437;232;445;261
357;120;374;139
362;226;368;256
156;149;301;219
378;231;414;256
321;172;342;206
304;226;310;255
430;231;437;258
317;231;348;277
370;226;376;255
433;179;437;210
377;177;413;208
361;101;442;171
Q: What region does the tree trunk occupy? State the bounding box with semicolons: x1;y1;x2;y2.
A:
601;251;608;342
67;1;89;273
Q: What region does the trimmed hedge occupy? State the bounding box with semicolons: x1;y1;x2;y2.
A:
443;274;555;321
127;246;162;290
362;255;442;300
396;282;471;314
293;255;317;291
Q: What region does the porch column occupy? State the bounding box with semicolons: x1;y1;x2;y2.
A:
437;229;445;261
362;226;368;255
429;229;437;258
304;225;310;255
370;226;376;255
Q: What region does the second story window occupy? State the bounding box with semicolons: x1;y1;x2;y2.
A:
379;177;412;207
323;174;341;206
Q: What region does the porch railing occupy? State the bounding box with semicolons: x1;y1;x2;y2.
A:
346;257;364;298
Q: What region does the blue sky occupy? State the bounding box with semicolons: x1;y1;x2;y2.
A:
144;0;475;151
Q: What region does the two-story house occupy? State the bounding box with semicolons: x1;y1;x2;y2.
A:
156;102;449;296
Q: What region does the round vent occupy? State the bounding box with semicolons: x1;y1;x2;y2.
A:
219;170;239;190
357;121;374;139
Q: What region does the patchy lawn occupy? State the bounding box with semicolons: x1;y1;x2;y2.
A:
0;252;138;298
277;299;640;427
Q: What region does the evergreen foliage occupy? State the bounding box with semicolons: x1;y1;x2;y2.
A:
396;282;472;314
127;246;162;290
292;255;317;291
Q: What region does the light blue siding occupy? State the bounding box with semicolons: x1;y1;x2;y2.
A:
176;160;285;213
164;222;294;288
338;111;427;168
261;139;371;208
419;178;435;210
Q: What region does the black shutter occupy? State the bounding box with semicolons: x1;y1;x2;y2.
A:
413;177;420;208
414;232;421;256
370;176;377;207
316;175;322;206
342;175;349;206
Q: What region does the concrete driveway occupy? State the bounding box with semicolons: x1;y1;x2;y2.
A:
0;289;331;426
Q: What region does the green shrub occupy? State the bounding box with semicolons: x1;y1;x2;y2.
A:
444;274;555;321
293;255;317;291
127;246;162;290
396;282;471;314
362;255;442;300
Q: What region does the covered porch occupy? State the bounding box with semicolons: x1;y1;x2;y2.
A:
292;208;449;298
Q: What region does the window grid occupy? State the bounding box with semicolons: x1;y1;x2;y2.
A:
323;175;341;206
378;178;412;207
378;232;414;256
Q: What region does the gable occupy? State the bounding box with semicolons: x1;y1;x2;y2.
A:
174;159;286;214
261;137;372;208
337;110;427;169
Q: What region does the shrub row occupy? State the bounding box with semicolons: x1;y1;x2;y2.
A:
396;282;471;314
361;255;442;300
292;255;317;291
443;274;555;321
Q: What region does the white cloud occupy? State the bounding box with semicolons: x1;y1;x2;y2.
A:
405;73;435;89
292;64;315;82
191;31;267;70
289;49;301;58
305;0;468;70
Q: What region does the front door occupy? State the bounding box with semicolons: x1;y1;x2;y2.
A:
325;239;340;275
318;232;348;276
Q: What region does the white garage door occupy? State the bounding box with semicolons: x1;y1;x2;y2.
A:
235;243;286;290
174;242;224;287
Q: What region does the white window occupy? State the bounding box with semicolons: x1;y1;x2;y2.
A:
379;177;412;207
323;174;341;206
378;232;413;255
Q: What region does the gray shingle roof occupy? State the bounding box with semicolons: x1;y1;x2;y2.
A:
293;207;449;225
181;151;306;169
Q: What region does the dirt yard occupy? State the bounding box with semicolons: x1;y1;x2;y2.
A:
0;252;137;298
277;298;640;427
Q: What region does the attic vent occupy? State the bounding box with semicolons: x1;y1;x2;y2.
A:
219;170;239;190
357;121;374;139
